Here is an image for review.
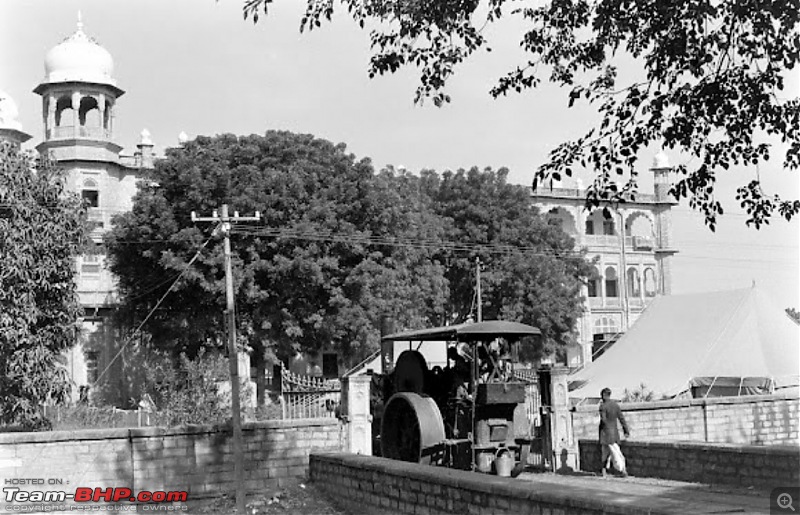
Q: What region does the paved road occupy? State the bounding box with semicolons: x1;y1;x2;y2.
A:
519;472;772;514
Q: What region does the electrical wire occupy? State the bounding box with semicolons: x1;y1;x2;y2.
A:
122;271;188;302
230;225;583;259
90;231;216;387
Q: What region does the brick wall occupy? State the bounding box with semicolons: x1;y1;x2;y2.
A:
578;439;800;489
0;419;343;509
311;452;667;515
572;392;799;445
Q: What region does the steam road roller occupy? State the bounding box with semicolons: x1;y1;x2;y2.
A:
378;320;540;475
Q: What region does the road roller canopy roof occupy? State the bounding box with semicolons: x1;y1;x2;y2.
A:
381;320;541;343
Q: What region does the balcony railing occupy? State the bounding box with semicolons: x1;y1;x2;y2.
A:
632;236;655;250
588;297;623;309
533;186;657;203
583;235;620;247
588;296;657;311
581;234;661;252
48;126;110;140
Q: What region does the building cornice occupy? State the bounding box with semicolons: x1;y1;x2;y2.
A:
33;80;125;98
531;187;679;207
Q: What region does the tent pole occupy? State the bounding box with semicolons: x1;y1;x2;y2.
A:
704;375;718;399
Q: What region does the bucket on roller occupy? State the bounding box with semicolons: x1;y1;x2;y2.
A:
495;447;513;477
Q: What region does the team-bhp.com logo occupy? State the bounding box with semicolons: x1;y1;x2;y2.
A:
4;486;188;503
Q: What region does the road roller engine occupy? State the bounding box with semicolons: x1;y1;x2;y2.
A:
378;320;541;476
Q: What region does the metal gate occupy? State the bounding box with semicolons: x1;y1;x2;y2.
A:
274;364;341;420
516;369;547;469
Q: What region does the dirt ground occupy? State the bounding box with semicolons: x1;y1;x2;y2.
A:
185;479;350;515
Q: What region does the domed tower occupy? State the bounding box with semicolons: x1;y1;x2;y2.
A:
30;15;148;405
651;151;671;202
33;13;124;161
650;151;678;295
0;90;32;147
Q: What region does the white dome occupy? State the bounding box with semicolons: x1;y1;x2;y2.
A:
0;90;23;130
43;16;115;86
139;128;153;146
652;151;670;169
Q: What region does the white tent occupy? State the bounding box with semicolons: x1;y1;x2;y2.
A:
569;286;800;399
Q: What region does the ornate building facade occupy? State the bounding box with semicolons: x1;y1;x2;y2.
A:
2;17;156;403
1;16;679;401
532;159;678;368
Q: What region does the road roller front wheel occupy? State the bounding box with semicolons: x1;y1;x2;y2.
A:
380;392;445;464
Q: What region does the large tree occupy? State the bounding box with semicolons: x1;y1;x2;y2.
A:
0;143;87;430
105;132;448;368
107;133;592;375
418;167;593;356
245;0;799;230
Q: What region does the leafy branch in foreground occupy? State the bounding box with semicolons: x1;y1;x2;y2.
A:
244;0;799;230
0;143;88;430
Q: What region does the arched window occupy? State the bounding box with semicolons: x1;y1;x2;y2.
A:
82;178;99;208
588;266;601;297
627;267;641;297
546;207;577;235
625;212;654;238
586;209;616;235
602;213;615;235
594;316;619;334
55;95;73;127
644;268;657;297
593;316;620;359
79;96;101;128
605;266;618;297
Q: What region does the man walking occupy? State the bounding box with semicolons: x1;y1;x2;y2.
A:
599;387;630;477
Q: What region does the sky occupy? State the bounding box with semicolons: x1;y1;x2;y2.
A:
1;0;798;310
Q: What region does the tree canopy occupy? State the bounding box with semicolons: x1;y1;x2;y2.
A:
105;132;591;367
106;131;449;365
244;0;799;231
418;167;592;355
0;143;87;430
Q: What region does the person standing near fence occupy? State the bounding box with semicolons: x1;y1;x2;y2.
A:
599;387;630;477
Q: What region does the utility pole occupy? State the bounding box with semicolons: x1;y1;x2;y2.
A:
475;256;482;323
191;204;260;514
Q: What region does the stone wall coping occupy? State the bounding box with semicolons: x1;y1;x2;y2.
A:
572;391;799;414
0;428;132;444
0;418;339;444
579;439;800;456
312;452;665;513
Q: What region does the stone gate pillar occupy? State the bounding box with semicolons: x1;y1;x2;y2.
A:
549;366;579;472
341;374;372;455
